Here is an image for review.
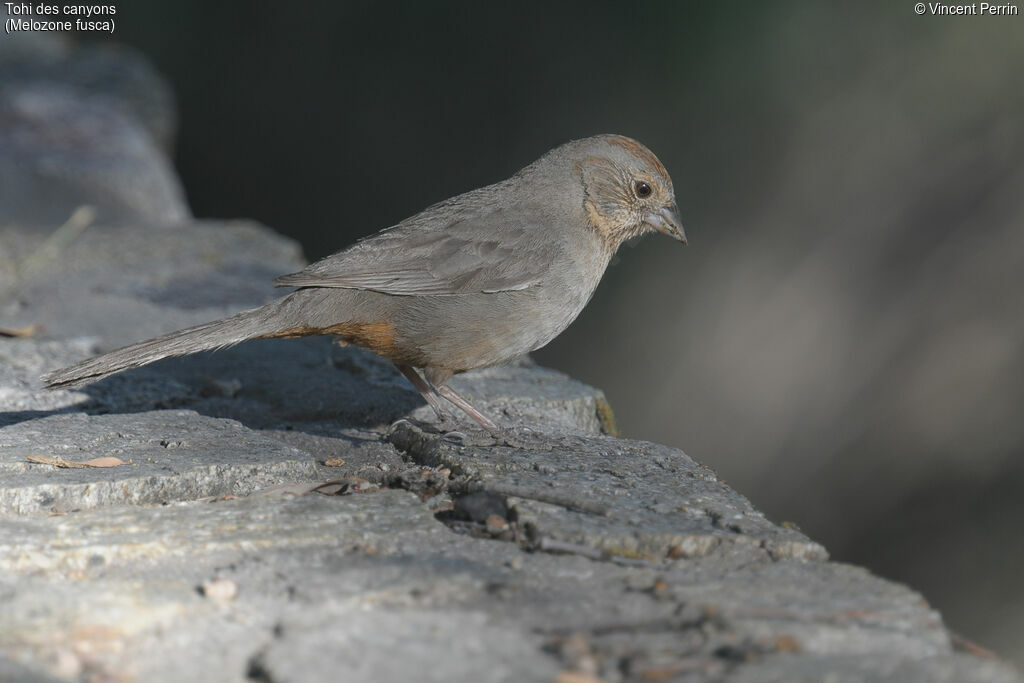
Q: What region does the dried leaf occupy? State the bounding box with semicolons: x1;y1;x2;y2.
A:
485;514;509;535
774;635;802;653
555;673;604;683
84;457;130;468
0;324;40;338
199;577;238;601
639;665;691;681
27;454;130;468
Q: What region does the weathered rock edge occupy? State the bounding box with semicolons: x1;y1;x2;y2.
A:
0;221;1018;681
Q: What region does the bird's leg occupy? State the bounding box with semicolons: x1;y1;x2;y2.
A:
433;383;503;438
394;364;453;425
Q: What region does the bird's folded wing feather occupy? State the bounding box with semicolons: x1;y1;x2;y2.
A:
274;205;556;296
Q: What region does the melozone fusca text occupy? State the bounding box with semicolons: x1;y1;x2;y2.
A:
44;135;686;436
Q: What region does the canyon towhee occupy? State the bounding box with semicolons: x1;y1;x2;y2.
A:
44;134;685;436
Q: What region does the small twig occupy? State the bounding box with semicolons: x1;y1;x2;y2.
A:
949;632;998;659
19;205;96;278
537;537;605;560
537;537;661;568
0;205;95;302
465;481;609;516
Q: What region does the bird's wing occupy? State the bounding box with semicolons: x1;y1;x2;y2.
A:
274;204;556;296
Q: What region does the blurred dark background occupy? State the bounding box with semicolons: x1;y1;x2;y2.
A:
95;1;1021;664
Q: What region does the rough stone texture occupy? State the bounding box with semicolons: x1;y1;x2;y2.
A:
0;492;1017;682
0;42;1018;683
0;231;1017;683
0;410;320;516
389;422;827;563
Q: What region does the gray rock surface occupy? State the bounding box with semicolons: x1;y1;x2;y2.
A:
0;41;1018;683
0;220;303;346
1;226;1017;683
0;32;186;227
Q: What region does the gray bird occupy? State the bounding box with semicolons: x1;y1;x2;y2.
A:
44;134;686;436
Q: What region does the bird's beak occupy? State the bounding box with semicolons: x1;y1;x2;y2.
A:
646;203;687;244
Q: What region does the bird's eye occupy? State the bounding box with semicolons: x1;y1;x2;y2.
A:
634;181;652;199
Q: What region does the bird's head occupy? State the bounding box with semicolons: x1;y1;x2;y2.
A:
570;134;686;250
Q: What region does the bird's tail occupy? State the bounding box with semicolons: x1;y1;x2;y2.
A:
43;297;296;390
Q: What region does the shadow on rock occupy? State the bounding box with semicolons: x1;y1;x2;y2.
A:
2;339;424;438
